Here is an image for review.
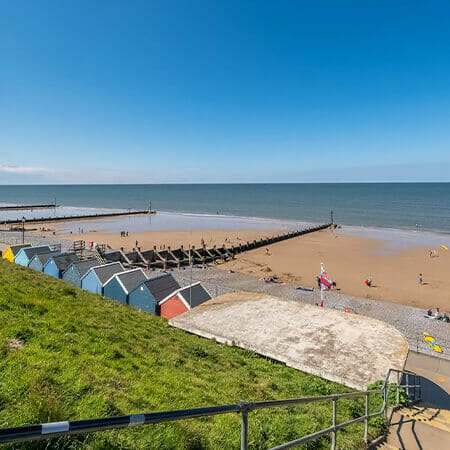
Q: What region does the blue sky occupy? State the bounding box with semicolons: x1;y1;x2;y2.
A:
1;1;450;183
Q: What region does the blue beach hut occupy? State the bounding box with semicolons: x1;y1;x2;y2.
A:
62;259;99;288
43;253;80;279
81;262;124;295
103;268;147;305
128;273;180;314
14;245;51;267
28;250;60;272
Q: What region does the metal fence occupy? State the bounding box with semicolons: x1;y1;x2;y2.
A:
0;368;420;448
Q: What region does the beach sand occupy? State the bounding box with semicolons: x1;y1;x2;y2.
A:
218;229;450;312
60;229;282;252
58;226;450;312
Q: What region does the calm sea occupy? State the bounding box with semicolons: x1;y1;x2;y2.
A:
0;183;449;234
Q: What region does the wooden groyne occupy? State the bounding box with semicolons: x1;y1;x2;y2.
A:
0;204;59;211
2;210;155;225
105;223;332;270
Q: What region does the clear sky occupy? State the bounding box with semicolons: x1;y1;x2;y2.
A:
1;1;450;183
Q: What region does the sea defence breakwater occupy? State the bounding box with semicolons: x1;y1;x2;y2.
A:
0;203;59;211
1;209;155;225
100;223;332;270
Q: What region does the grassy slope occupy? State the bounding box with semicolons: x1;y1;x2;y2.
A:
0;260;386;449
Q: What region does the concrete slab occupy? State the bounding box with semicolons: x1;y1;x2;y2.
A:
169;292;409;390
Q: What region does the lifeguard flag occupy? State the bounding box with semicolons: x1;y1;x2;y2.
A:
320;272;332;289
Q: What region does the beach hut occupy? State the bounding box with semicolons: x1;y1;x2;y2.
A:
103;268;148;305
159;282;212;320
43;253;80;279
2;243;32;263
14;245;52;267
128;273;180;314
28;250;60;272
81;262;125;295
62;258;100;288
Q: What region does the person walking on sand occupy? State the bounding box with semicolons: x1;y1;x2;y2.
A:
135;240;138;247
419;273;423;285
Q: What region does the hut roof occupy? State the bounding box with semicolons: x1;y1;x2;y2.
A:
9;243;32;256
51;253;79;271
31;250;60;266
141;273;180;303
90;262;124;285
112;269;147;294
22;245;52;259
177;283;212;308
68;259;99;278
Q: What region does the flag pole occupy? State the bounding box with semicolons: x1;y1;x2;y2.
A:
320;262;324;303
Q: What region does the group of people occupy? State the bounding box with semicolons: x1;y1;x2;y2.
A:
426;307;449;322
120;231;129;237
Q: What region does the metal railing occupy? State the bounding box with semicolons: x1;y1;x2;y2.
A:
0;368;420;448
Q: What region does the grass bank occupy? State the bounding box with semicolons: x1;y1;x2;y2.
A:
0;259;387;449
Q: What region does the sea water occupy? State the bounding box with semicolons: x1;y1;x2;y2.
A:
0;183;449;235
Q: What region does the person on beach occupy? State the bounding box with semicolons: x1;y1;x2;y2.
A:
434;308;441;319
135;240;138;247
419;273;423;285
365;276;372;287
427;308;432;316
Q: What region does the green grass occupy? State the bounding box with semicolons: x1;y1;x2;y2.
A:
0;259;387;449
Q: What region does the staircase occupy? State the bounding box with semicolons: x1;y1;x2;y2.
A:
93;248;106;265
376;351;450;450
379;406;450;449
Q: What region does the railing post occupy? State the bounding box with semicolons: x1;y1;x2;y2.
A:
331;399;337;450
396;372;400;405
406;373;409;400
241;406;248;450
364;393;369;444
417;375;422;401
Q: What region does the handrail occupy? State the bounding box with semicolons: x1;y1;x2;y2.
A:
0;368;421;448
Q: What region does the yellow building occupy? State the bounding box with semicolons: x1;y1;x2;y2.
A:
2;243;32;263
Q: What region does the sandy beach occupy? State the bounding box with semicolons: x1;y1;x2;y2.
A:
61;229;282;252
53;223;450;312
218;229;450;312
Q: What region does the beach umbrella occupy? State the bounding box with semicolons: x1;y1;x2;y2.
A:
441;245;448;250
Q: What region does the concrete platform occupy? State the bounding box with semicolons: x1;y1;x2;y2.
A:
169;293;409;390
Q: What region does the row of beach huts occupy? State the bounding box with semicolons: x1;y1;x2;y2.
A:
2;243;212;319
